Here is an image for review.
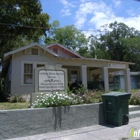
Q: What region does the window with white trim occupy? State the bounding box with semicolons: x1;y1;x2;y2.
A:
24;64;33;84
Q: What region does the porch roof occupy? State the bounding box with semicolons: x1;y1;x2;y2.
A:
56;56;135;65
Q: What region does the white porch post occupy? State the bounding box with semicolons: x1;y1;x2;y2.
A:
81;65;87;88
102;67;109;92
55;63;62;67
124;68;131;92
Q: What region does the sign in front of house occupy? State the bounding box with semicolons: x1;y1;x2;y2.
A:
39;70;65;91
31;65;67;104
34;65;67;93
108;63;126;68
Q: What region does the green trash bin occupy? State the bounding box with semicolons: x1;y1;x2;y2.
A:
102;92;131;126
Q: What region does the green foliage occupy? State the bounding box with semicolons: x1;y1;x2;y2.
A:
0;102;30;110
45;21;88;52
32;92;73;108
121;36;140;71
118;89;125;92
94;21;140;71
8;95;26;103
0;0;50;63
32;90;103;108
73;86;86;95
88;35;111;59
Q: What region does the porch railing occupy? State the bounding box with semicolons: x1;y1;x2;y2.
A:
77;81;104;90
87;81;104;90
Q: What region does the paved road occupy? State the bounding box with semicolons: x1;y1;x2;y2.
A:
7;117;140;140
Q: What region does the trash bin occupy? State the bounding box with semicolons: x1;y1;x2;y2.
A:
102;92;131;126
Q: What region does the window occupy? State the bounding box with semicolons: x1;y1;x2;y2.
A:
24;64;33;84
31;48;38;55
53;48;58;54
37;64;45;67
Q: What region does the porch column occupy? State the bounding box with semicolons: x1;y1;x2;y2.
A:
124;68;131;92
81;65;87;88
55;63;62;67
102;67;109;92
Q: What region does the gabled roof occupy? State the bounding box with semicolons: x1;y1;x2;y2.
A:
46;43;82;58
4;42;83;60
4;42;59;60
3;42;135;66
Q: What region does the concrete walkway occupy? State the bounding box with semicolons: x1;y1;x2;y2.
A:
7;117;140;140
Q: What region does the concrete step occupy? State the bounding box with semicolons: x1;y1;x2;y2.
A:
129;110;140;119
129;105;140;112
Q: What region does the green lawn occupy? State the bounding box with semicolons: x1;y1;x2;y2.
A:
0;102;30;110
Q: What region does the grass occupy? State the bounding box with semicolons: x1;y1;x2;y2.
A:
0;102;30;110
130;89;140;94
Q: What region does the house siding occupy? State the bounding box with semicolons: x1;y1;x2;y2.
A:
10;53;56;95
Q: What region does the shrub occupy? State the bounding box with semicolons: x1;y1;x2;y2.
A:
129;91;140;105
8;95;18;103
31;90;104;108
31;92;75;108
8;94;26;103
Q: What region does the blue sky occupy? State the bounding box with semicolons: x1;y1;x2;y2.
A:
40;0;140;36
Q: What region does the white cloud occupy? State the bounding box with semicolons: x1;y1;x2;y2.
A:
60;0;76;8
60;0;76;17
127;9;136;17
75;1;114;29
113;0;122;7
75;0;140;35
80;0;91;3
61;9;71;16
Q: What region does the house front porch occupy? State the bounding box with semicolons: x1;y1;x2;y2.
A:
61;65;131;92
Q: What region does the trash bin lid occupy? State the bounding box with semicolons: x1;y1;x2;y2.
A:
102;92;131;97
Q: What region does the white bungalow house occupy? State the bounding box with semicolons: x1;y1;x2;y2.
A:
3;43;134;96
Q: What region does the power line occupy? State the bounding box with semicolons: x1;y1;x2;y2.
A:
0;22;106;32
0;23;48;29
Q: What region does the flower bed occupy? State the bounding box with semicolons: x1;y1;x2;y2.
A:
31;90;103;108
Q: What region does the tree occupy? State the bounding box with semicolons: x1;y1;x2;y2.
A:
45;21;88;52
100;22;139;60
86;35;110;59
121;36;140;70
0;0;50;99
0;0;50;60
96;21;140;71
